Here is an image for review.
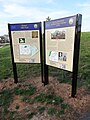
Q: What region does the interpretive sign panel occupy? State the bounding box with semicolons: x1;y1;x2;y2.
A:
44;14;82;97
9;23;41;63
45;15;77;72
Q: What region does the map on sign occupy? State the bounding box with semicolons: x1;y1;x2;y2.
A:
10;23;41;63
19;44;38;56
49;51;58;62
19;45;31;55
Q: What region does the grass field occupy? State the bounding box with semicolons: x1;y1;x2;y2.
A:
0;32;90;87
0;32;90;119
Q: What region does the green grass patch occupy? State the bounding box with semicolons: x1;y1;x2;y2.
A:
32;93;63;105
14;84;36;96
9;111;16;120
61;103;69;110
38;106;45;114
17;63;41;80
0;89;13;117
0;89;13;108
22;96;31;103
48;103;68;116
48;107;57;115
0;45;13;80
57;109;65;116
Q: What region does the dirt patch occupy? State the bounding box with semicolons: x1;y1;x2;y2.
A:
0;76;90;120
0;78;17;90
27;76;90;116
8;95;27;112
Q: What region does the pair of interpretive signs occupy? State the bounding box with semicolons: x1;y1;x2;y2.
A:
8;14;82;97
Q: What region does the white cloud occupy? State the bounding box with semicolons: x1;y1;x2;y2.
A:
0;24;8;35
77;3;90;7
2;3;70;21
50;11;70;19
47;0;54;3
0;3;70;35
77;2;90;31
3;4;28;17
0;0;54;6
0;1;74;35
0;1;90;35
0;0;28;5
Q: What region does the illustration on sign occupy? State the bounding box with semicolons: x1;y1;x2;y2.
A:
19;38;25;43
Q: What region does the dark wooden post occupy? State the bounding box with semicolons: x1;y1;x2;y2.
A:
72;14;82;97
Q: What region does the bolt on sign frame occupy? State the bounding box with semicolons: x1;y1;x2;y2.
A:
8;22;43;83
44;14;82;97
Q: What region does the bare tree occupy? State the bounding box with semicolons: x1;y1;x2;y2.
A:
46;16;51;21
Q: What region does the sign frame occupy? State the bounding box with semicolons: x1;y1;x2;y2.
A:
8;22;43;83
44;14;82;97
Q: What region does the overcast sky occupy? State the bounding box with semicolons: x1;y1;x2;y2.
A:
0;0;90;35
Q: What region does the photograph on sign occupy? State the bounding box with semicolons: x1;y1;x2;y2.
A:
45;16;76;72
32;31;38;38
51;30;65;39
58;52;67;61
10;23;41;63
